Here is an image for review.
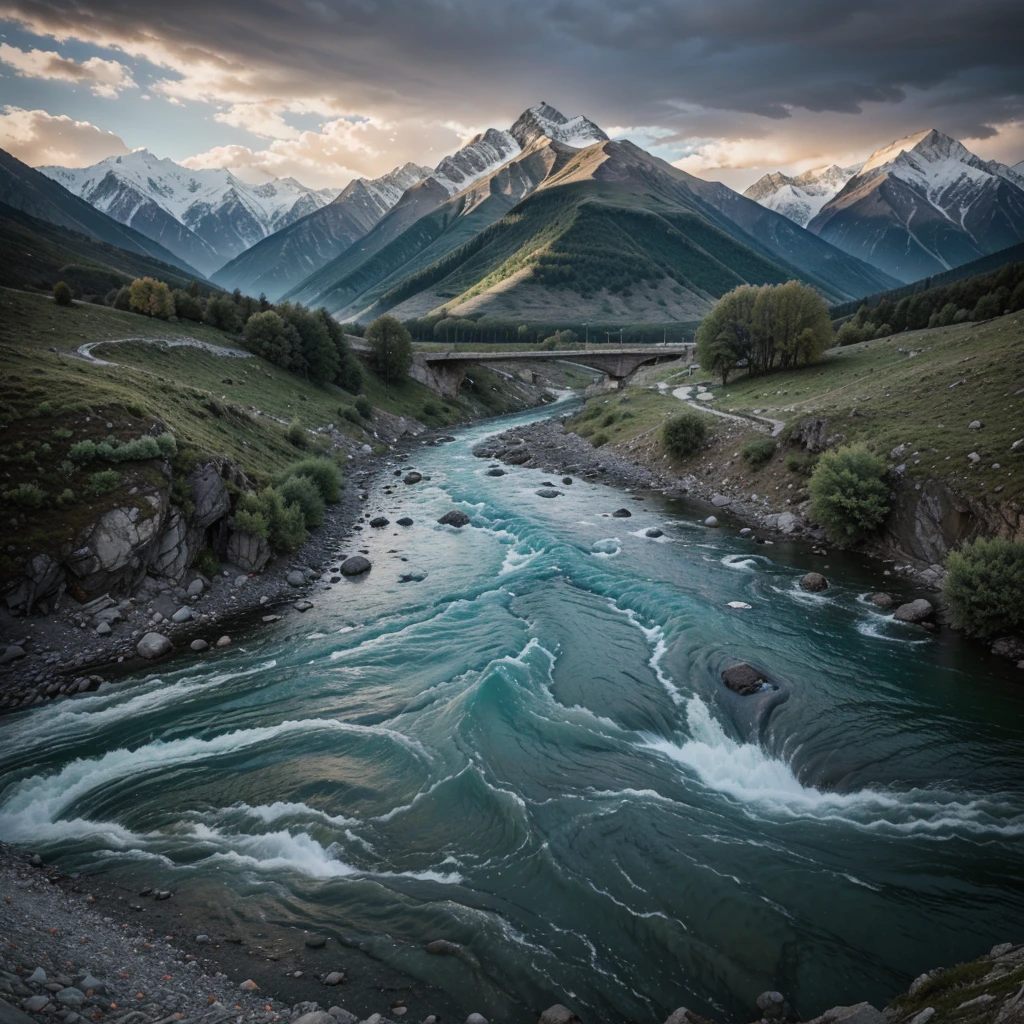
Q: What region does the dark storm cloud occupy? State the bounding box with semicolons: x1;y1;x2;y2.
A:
3;0;1023;178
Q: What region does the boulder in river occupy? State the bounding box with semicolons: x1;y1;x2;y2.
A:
438;510;471;528
893;599;934;623
722;663;772;696
869;593;894;608
397;517;414;527
799;572;828;592
340;556;372;577
137;632;172;660
536;488;563;498
286;570;306;587
369;516;390;528
645;528;664;538
403;472;422;484
756;990;792;1024
539;1007;583;1024
611;508;632;518
800;1004;884;1024
704;516;719;527
562;477;573;485
487;468;506;477
190;639;208;652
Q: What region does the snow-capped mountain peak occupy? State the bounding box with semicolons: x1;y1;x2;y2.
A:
743;163;859;227
510;102;609;150
430;128;521;197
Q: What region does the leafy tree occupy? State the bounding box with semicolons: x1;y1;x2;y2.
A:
808;444;890;546
943;538;1024;638
662;411;708;458
129;277;174;319
113;285;131;311
973;293;1002;321
315;308;363;392
278;458;342;503
53;281;72;307
244;311;301;366
366;315;413;392
172;289;204;321
276;302;338;383
836;322;865;346
203;295;242;332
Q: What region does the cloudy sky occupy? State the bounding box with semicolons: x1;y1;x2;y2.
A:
1;0;1022;191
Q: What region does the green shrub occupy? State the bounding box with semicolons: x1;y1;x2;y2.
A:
5;483;45;508
785;451;817;476
232;506;269;539
278;474;325;528
170;476;196;520
52;427;73;439
55;488;76;508
943;538;1024;638
110;436;160;461
742;437;776;466
287;421;309;448
69;439;97;464
341;406;361;425
195;549;221;578
278;458;342;502
40;443;51;456
422;401;440;417
808;444;890;546
662;411;708;458
355;397;373;419
154;432;177;456
579;404;602;421
236;488;308;552
84;469;119;497
37;401;54;417
53;281;72;306
591;432;610;447
602;413;618;427
127;400;146;418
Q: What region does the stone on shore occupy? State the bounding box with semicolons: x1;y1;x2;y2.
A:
704;516;719;527
539;1006;582;1024
305;934;327;948
187;578;205;597
756;990;791;1023
340;556;371;576
190;639;208;652
286;570;306;587
322;971;346;986
800;1004;884;1024
137;632;172;660
466;1015;488;1024
216;635;231;647
722;663;771;696
171;606;192;623
799;572;828;592
893;599;934;623
611;508;631;518
438;510;471;528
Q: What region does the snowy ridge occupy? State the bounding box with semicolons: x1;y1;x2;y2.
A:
430;129;521;197
743;164;859;227
510;102;609;150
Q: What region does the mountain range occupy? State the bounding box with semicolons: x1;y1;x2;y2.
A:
8;104;1024;323
748;130;1024;283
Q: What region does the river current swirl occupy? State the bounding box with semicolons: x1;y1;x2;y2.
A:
2;400;1023;1022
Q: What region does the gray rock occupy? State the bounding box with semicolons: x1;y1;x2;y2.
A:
466;1016;488;1024
4;553;65;615
190;639;209;652
968;420;982;429
67;502;167;598
55;989;84;1009
0;645;26;664
801;1004;885;1024
799;572;828;593
188;465;231;528
908;1010;934;1024
23;995;50;1012
536;488;562;498
287;571;307;587
611;508;632;518
171;606;192;623
756;991;791;1023
967;452;980;463
340;556;371;577
328;1010;357;1024
95;621;112;636
991;637;1024;661
28;969;46;985
739;527;752;536
539;1006;581;1024
136;632;172;660
990;942;1014;957
148;510;193;581
227;530;271;574
438;510;471;528
396;517;414;527
869;593;894;608
776;511;801;534
562;477;573;485
664;1011;708;1024
322;972;346;986
295;600;314;612
711;494;732;507
369;516;390;528
76;976;103;995
704;516;719;527
893;599;934;623
487;468;505;476
292;1013;335;1024
403;472;422;484
722;663;771;696
645;528;664;538
196;934;211;944
187;578;205;597
305;934;328;949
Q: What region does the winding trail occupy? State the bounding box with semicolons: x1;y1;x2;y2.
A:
77;336;253;365
662;383;787;436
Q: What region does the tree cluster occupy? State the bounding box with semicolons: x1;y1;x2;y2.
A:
833;260;1024;344
696;281;832;384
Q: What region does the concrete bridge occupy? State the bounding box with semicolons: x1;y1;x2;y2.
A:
408;345;694;398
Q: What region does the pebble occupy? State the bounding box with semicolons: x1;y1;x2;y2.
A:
305;935;328;949
704;516;719;527
190;639;209;652
286;571;306;587
28;967;47;984
187;579;205;597
216;635;231;647
322;971;346;986
295;600;314;612
171;606;192;623
239;979;260;991
24;995;50;1012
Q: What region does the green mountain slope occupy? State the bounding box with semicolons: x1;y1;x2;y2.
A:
0;147;203;278
346;141;894;323
0;201;210;294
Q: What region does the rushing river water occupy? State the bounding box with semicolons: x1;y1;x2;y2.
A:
2;400;1024;1023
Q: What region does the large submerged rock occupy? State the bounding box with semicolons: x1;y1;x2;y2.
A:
722;663;772;696
438;510;471;528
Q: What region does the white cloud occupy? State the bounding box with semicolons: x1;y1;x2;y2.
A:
0;42;135;98
0;105;130;165
213;102;301;140
182;115;456;187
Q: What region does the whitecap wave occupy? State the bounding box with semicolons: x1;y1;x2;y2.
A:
721;554;769;571
607;602;682;704
642;697;1024;836
591;538;622;559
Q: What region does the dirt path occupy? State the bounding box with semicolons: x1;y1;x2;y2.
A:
666;384;787;437
77;336;253;365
